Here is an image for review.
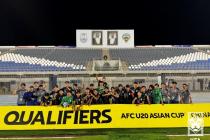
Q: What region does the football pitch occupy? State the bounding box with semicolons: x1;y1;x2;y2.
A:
0;128;209;140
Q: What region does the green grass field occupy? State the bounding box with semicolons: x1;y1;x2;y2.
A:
0;128;209;140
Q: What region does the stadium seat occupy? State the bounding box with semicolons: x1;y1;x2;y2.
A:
1;47;210;72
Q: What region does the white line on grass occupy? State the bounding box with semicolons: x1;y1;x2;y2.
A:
167;134;210;137
0;136;76;139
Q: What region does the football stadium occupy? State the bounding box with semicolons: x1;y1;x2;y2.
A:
0;30;210;140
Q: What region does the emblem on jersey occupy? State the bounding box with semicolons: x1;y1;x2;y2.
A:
188;112;204;136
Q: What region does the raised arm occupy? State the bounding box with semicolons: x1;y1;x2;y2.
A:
132;97;137;104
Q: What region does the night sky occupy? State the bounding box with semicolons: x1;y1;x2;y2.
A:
0;0;210;46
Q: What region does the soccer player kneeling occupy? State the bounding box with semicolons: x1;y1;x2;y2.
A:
41;93;52;106
132;92;144;105
73;91;83;111
60;91;73;107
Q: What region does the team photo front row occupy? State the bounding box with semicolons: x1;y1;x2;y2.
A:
15;80;192;107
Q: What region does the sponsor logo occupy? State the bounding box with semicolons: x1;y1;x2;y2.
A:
188;112;204;136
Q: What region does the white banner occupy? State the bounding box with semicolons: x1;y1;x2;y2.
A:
76;30;134;48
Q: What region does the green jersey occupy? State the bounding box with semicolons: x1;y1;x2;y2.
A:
152;88;163;104
96;87;104;95
60;96;73;105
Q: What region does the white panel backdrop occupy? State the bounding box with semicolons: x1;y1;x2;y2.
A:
76;30;134;48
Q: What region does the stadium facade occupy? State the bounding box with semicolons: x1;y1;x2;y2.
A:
0;45;210;94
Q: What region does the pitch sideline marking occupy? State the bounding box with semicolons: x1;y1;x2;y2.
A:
0;136;76;139
167;134;210;137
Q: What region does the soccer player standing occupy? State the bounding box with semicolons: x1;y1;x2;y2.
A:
91;89;100;104
33;81;39;92
96;81;105;96
152;84;163;104
101;87;111;104
180;84;192;104
131;82;140;98
61;81;72;96
34;84;46;105
147;85;154;104
96;74;108;88
116;84;125;104
16;83;27;106
161;83;170;104
168;81;180;104
109;87;119;104
89;83;95;94
23;86;37;106
140;86;150;104
123;84;133;104
71;83;79;96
